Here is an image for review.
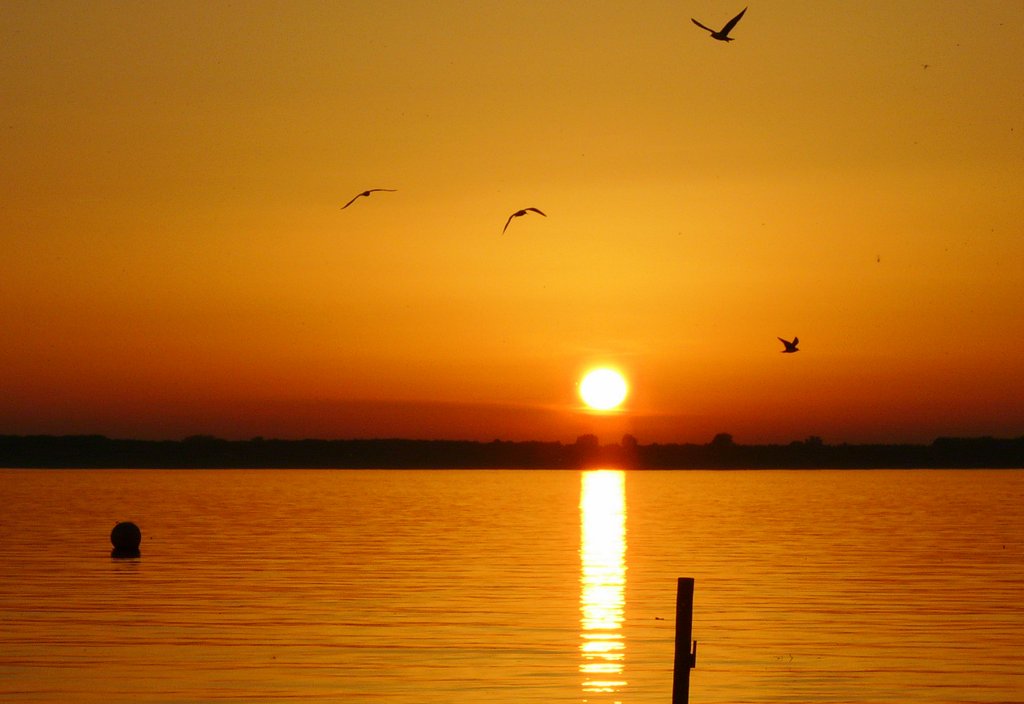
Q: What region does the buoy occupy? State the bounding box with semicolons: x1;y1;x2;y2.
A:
111;521;142;558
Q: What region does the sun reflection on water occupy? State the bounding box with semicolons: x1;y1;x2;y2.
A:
579;469;627;699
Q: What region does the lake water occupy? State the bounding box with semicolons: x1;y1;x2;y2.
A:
1;469;1022;703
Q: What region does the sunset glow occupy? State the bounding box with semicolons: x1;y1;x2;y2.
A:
2;2;1022;444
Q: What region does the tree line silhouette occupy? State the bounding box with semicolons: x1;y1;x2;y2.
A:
2;432;1022;469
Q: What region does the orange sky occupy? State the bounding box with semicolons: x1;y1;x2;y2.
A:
2;1;1023;444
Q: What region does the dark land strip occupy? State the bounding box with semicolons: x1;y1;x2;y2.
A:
2;433;1022;469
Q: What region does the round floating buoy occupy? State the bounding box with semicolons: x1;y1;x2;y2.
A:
111;521;142;558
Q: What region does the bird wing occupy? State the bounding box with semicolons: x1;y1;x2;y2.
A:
525;207;546;216
691;18;716;33
340;193;362;209
720;7;747;35
502;214;514;233
369;188;397;194
778;337;788;346
792;337;799;346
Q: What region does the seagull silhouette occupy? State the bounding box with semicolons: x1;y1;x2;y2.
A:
340;188;397;210
691;7;747;42
778;336;800;353
502;207;546;234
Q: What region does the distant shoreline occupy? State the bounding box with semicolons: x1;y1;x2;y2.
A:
2;433;1022;469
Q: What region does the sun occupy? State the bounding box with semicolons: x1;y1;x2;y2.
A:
579;368;629;411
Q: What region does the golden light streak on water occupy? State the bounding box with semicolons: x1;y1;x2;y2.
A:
579;469;627;699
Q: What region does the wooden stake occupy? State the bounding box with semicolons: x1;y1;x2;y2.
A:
672;577;697;704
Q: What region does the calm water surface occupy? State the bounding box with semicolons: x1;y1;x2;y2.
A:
1;469;1022;703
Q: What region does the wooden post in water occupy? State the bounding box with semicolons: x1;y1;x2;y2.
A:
672;577;697;704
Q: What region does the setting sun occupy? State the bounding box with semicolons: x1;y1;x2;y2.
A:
579;369;629;412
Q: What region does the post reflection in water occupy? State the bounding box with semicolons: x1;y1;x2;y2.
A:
579;469;627;699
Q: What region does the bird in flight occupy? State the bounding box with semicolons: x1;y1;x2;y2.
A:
502;207;546;234
691;7;747;42
340;188;397;210
778;336;800;353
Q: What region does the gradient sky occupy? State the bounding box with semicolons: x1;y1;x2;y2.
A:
3;1;1023;444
